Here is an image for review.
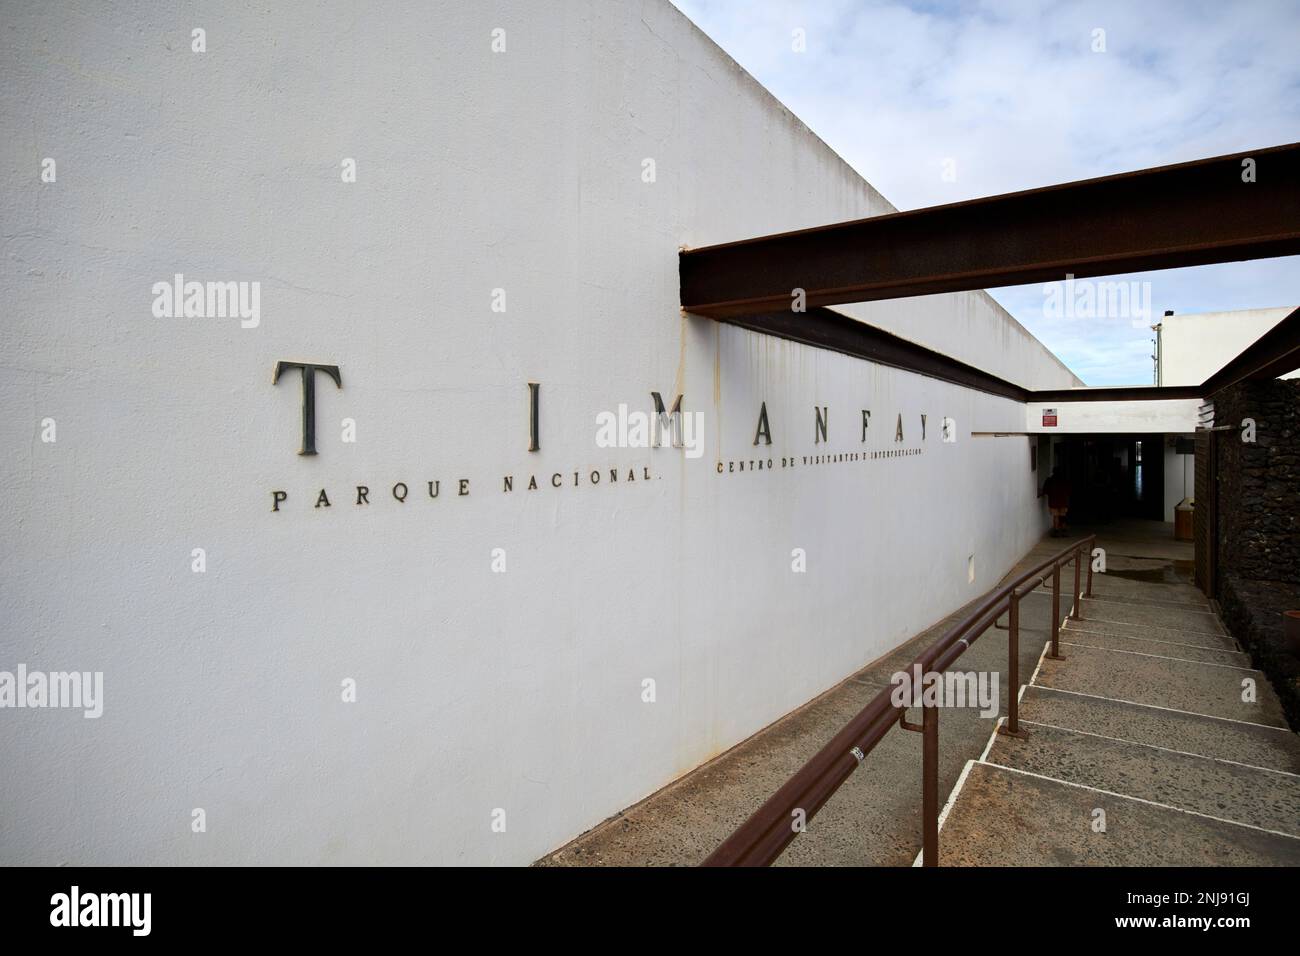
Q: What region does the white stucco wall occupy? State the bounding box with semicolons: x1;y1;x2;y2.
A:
836;293;1082;392
1024;398;1200;434
1;1;1065;865
1160;307;1297;385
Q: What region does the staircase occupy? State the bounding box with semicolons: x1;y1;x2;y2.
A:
932;553;1300;865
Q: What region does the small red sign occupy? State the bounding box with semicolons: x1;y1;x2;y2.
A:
1042;408;1058;427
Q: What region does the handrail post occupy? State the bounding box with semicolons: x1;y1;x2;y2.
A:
999;592;1028;739
1048;562;1064;659
1086;538;1095;597
1071;546;1083;620
922;699;938;866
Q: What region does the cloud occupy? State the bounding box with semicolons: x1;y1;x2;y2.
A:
670;0;1300;384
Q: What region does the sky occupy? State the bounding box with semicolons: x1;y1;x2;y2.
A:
668;0;1300;385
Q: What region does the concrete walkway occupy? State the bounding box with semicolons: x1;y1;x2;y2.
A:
534;526;1120;864
538;520;1299;866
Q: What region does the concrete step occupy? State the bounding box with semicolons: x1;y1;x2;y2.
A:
986;721;1300;836
1091;554;1186;571
1033;643;1288;727
1063;597;1227;636
1060;618;1238;652
1087;572;1207;605
1018;686;1300;774
935;761;1300;866
1058;630;1251;667
1073;590;1209;612
1036;584;1209;610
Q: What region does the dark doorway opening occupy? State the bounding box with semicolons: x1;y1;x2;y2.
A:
1050;435;1166;523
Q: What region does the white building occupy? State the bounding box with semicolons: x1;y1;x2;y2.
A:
1149;307;1298;520
1159;307;1299;386
0;1;1275;866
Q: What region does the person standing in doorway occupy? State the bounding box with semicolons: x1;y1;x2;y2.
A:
1040;465;1073;537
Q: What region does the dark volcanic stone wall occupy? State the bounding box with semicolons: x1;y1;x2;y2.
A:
1204;378;1300;725
1215;379;1300;584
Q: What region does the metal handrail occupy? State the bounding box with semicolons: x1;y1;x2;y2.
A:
701;534;1096;867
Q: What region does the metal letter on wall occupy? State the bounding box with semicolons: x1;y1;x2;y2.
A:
273;361;342;456
528;382;540;452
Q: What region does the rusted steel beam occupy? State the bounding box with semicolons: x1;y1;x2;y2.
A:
680;143;1300;319
1030;384;1201;403
724;306;1029;401
708;308;1288;405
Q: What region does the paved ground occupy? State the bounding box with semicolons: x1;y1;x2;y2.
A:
539;521;1201;866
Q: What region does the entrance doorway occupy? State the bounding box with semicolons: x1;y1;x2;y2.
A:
1050;435;1166;523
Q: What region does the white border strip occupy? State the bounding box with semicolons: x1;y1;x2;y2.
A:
913;756;984;867
1075;610;1227;638
1059;641;1261;672
1061;617;1234;642
1063;623;1240;654
1035;588;1210;611
1006;718;1300;778
982;762;1300;841
977;716;1005;763
1025;685;1292;732
1026;637;1053;689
